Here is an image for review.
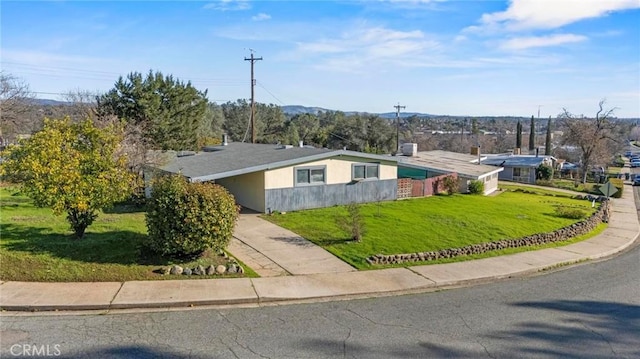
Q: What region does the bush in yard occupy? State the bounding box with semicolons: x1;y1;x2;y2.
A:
555;206;587;220
336;203;366;242
536;164;554;181
441;175;458;195
468;180;484;195
145;175;239;258
599;178;623;198
0;118;134;239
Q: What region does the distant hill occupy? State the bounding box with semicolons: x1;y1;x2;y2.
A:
32;99;71;106
281;105;434;118
280;105;333;115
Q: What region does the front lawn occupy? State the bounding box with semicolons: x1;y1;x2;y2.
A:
0;187;257;281
264;189;601;269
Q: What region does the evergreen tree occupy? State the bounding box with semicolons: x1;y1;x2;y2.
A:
471;118;479;135
529;115;536;151
96;70;208;151
516;120;522;149
545;117;552;155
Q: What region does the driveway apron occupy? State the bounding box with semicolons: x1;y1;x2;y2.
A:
232;214;357;275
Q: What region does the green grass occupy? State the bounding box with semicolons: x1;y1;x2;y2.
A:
265;190;601;269
539;179;598;194
0;187;257;282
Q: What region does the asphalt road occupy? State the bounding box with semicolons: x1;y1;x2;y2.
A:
1;184;639;359
2;243;638;358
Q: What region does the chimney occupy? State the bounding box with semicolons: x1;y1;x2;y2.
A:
299;140;304;148
222;134;228;146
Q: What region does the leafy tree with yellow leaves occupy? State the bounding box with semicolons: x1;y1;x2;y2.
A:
1;118;134;238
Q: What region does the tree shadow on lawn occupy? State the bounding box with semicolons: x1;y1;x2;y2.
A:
1;223;171;266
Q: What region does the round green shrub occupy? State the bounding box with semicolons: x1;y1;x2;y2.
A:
468;180;484;195
536;164;554;181
441;175;458;195
554;206;587;219
145;175;239;258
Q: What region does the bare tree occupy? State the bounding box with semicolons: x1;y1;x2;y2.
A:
0;72;35;144
59;89;98;122
560;100;620;183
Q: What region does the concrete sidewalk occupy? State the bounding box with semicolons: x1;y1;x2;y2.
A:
1;184;637;312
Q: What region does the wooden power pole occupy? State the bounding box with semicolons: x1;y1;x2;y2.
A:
394;103;406;154
245;50;263;143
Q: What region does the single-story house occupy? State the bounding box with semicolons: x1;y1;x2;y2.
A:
481;154;556;184
145;142;398;213
396;148;503;195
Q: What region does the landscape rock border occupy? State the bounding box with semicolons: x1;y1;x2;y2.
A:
366;199;611;266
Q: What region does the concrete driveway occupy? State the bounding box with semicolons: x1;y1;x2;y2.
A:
230;213;357;276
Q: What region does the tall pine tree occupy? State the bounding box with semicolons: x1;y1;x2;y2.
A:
97;70;208;151
529;115;535;151
545;117;552;155
516;120;522;149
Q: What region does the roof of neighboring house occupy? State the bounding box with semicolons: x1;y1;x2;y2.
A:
397;151;502;179
481;154;555;168
417;150;486;163
153;142;397;182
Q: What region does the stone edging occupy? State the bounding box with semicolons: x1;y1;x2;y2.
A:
366;200;611;266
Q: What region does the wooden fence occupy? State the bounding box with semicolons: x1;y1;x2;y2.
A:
397;173;457;199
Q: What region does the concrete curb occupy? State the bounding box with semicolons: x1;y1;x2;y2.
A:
1;186;638;313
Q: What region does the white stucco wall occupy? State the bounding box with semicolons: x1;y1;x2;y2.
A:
216;171;265;212
264;156;396;190
482;173;500;195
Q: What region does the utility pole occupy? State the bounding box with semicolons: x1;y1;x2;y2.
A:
245;50;263;143
394;102;406;154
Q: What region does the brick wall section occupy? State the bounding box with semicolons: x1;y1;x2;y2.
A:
397;178;413;199
397;173;458;198
366;199;611;265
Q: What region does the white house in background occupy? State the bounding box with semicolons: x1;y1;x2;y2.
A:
481;154;556;184
396;146;503;195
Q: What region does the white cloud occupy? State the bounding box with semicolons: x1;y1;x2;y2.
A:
251;13;271;21
500;34;588;50
478;0;640;31
203;0;251;12
294;26;441;72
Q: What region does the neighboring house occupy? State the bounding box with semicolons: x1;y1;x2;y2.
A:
396;148;503;195
145;142;398;213
481;154;556;184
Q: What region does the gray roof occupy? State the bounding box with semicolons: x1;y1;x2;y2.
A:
155;142;397;182
481;155;554;168
397;151;502;179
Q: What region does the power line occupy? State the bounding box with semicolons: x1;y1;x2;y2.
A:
256;81;285;105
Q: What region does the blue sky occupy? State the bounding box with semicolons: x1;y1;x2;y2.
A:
2;0;639;117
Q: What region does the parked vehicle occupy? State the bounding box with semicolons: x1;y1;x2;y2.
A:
633;177;640;186
631;161;640;168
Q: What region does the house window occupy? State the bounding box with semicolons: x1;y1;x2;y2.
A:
295;166;325;186
513;167;530;182
353;163;380;180
513;168;521;177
